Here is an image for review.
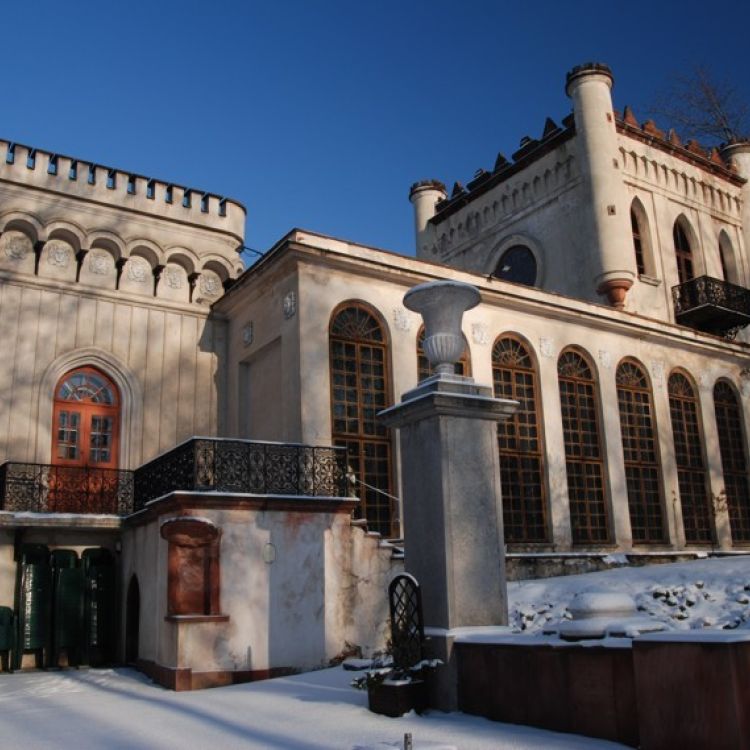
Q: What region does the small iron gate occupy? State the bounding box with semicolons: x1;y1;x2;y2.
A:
388;573;424;670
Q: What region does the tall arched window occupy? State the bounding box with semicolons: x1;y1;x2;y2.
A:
557;350;610;543
718;231;738;284
616;360;665;543
631;208;645;276
416;325;471;381
493;336;548;543
668;372;711;543
329;304;393;535
713;381;750;542
673;220;694;284
52;367;120;468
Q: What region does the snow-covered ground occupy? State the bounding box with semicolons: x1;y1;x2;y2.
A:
508;555;750;634
1;557;748;749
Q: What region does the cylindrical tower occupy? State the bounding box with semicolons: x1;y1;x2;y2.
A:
720;141;750;266
566;63;636;308
409;180;447;258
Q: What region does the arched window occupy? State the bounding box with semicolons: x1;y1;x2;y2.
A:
668;372;711;543
631;208;646;276
557;350;610;543
493;336;548;543
329;304;393;535
713;381;750;542
673;220;694;284
416;325;471;381
616;360;665;543
719;231;739;285
52;367;120;468
492;245;537;286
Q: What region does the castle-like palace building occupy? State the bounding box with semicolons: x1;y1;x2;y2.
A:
0;63;748;688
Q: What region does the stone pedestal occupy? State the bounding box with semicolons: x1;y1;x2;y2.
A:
380;374;517;708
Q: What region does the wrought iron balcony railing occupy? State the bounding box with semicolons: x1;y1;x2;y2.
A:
672;275;750;335
133;438;349;511
0;463;134;515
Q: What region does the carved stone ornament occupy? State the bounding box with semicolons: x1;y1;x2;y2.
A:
46;241;71;267
127;258;149;283
3;234;30;260
393;307;411;332
472;323;490;346
598;350;612;369
650;360;665;390
200;274;221;297
165;267;183;289
88;252;109;275
699;373;711;391
539;337;555;359
283;291;297;319
242;322;254;347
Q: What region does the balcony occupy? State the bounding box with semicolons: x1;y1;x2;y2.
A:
0;463;134;515
0;439;350;517
133;438;349;512
672;276;750;335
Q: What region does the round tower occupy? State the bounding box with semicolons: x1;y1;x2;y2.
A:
409;180;447;258
566;63;636;308
720;141;750;263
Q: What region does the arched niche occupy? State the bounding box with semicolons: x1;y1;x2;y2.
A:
119;255;154;297
630;197;656;278
38;238;77;282
0;229;35;275
79;248;117;289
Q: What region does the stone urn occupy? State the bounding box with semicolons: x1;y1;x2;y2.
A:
404;280;480;376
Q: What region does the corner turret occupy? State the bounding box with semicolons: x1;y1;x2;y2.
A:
409;180;447;258
720;140;750;261
566;63;636;308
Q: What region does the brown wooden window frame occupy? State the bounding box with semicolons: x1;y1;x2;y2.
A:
329;302;394;536
492;335;549;544
713;379;750;543
416;324;471;382
631;208;646;277
557;349;611;544
668;371;712;543
674;219;694;285
616;359;666;543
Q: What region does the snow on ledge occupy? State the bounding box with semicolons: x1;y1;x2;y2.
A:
636;629;750;644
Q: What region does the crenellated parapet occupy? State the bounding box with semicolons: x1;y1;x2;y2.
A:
0;138;246;307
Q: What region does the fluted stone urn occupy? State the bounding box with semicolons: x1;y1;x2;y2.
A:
404;280;480;376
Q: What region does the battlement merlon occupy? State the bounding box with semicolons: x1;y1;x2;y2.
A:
0;140;246;245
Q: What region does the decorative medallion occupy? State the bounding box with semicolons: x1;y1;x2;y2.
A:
200;274;221;297
127;258;149;283
165;267;183;289
46;241;71;267
698;372;711;391
539;337;555;359
283;291;297;319
393;307;411;332
3;234;30;260
471;323;490;346
598;350;612;370
242;322;254;347
88;252;109;275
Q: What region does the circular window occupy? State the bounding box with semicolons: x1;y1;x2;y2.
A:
493;245;537;286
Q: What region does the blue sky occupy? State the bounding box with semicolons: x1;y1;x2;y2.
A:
2;1;748;261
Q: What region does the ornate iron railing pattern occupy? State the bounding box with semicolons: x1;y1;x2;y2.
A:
133;438;349;510
672;275;750;333
0;463;134;515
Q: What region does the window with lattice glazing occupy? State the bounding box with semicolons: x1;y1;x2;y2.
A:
668;372;712;543
616;360;666;543
713;381;750;542
557;351;610;543
329;304;393;536
416;325;471;381
493;337;548;543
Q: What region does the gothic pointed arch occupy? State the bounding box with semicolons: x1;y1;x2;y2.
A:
673;215;697;284
667;370;712;543
630;197;654;277
329;301;394;536
615;358;666;543
713;379;750;542
557;348;610;543
718;230;739;284
493;334;548;543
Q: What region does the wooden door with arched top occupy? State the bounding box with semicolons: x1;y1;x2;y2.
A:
50;367;121;512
